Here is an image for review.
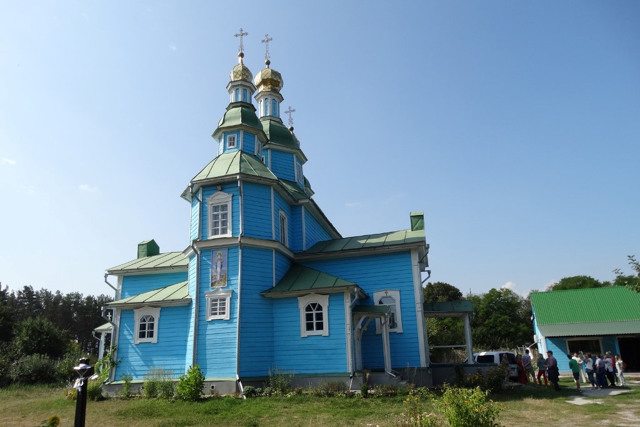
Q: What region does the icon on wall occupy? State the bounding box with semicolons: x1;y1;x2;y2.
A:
211;248;228;288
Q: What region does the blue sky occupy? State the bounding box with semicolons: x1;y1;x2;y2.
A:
1;1;639;298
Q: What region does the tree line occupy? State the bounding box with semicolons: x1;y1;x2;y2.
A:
0;284;112;385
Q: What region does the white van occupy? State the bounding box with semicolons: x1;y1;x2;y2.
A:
473;351;518;381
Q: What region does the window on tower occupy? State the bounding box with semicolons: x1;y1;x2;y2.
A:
242;89;248;102
207;192;232;238
271;99;278;116
278;210;288;246
227;134;237;149
205;289;233;321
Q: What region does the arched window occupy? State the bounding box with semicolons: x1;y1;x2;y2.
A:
298;294;329;337
234;88;240;102
378;295;397;329
271;99;278;116
374;290;403;333
264;97;270;116
242;89;248;102
134;307;161;344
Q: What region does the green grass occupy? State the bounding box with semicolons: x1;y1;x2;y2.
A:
1;381;639;426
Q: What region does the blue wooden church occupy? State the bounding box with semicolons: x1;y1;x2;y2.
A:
102;42;431;393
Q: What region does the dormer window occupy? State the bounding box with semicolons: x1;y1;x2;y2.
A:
227;134;237;149
207;192;232;238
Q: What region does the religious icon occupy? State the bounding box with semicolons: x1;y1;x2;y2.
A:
211;248;228;288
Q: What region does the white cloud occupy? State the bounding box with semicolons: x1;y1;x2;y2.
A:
502;281;517;291
345;201;361;208
169;43;177;51
78;184;98;193
2;158;16;165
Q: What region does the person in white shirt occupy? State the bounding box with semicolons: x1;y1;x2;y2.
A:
584;353;596;389
615;354;626;386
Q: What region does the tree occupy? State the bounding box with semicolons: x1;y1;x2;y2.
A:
549;275;607;291
470;288;532;350
12;317;69;359
614;255;640;293
424;281;463;303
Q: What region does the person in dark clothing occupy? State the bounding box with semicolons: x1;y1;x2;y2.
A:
545;351;560;391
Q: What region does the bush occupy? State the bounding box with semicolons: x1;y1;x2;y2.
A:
242;386;261;398
395;394;439;426
12;317;69;359
143;368;174;399
87;380;104;401
440;385;502;427
10;354;58;384
175;365;204;401
266;367;293;396
120;374;133;399
313;381;348;397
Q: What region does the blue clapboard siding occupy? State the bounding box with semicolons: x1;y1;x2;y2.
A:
273;192;291;247
121;272;188;299
303;208;331;250
242;132;256;154
303;252;421;368
196;246;238;379
238;246;274;376
602;336;618;355
275;251;291;284
184;255;198;371
114;305;190;380
200;184;240;239
545;337;570;372
242;182;272;239
290;206;303;252
272;294;347;373
190;196;200;241
269;150;295;182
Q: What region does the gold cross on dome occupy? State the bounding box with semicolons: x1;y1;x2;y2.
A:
261;34;273;62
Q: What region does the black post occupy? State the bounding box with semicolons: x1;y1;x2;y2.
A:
73;358;94;427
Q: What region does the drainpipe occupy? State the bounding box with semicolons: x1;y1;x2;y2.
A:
104;274;117;294
190;184;202;369
235;177;244;389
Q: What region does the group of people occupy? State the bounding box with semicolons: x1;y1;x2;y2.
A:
514;349;626;392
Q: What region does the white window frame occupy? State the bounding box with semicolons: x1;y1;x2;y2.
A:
207;191;232;238
294;158;303;184
205;289;233;321
374;289;403;334
298;294;329;337
134;307;160;344
278;210;288;246
255;140;263;158
227;134;237;149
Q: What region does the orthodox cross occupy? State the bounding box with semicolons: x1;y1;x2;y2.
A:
284;106;296;128
261;34;273;62
234;28;248;53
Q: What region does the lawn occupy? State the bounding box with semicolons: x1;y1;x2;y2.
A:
1;379;639;426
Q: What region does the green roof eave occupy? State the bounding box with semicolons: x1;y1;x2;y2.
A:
107;252;188;275
537;320;640;337
107;281;191;308
279;179;311;201
190;151;278;186
261;264;359;298
213;104;264;139
298;229;427;260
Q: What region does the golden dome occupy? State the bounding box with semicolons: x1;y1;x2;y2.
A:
230;52;253;82
254;60;283;93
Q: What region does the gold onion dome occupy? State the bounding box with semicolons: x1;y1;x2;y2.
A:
254;59;283;93
230;52;253;82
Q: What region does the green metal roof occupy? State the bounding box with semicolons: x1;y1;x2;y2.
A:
93;322;113;333
279;179;310;201
107;252;188;274
262;264;358;298
424;300;474;317
107;281;191;308
304;229;426;255
261;119;299;150
531;287;640;337
353;305;391;315
191;151;278;184
213;104;263;139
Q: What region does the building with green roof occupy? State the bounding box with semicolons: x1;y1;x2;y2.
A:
531;287;640;372
100;37;431;394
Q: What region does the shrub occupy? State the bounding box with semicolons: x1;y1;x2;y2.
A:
360;381;370;398
120;374;133;399
440;385;502;427
12;317;69;359
266;367;293;396
374;384;398;397
143;368;174;399
314;381;348;397
10;354;58;384
395;394;439;426
94;346;119;382
175;365;204;401
87;380;104;401
242;385;259;398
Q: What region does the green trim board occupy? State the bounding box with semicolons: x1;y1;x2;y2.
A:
538;321;640;337
303;229;426;255
107;252;188;274
107;281;191;308
262;264;360;298
424;300;474;317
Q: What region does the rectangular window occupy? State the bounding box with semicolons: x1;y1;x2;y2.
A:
207;192;232;238
279;211;288;246
206;289;233;321
227;134;237;149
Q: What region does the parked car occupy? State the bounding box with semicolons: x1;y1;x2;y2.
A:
473;351;518;381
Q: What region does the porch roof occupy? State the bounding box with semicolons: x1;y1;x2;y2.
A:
424;300;474;317
261;264;360;298
106;281;191;308
352;305;391;316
